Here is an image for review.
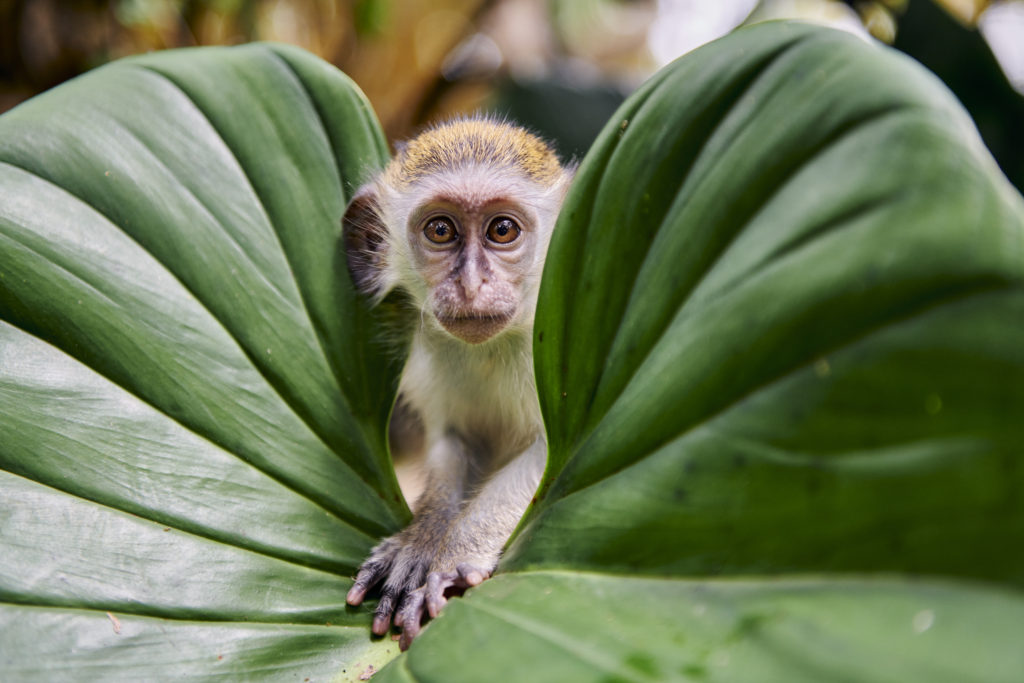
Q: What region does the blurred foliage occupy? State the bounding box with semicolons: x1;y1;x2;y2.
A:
491;76;625;161
0;0;492;139
0;0;1020;185
893;0;1024;193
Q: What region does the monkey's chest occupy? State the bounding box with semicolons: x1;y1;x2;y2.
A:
401;353;540;463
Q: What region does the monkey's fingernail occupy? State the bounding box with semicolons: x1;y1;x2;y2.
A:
465;570;484;585
426;591;447;618
346;586;365;605
400;623;419;651
372;615;391;635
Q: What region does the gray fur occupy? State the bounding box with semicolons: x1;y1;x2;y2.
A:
343;118;571;649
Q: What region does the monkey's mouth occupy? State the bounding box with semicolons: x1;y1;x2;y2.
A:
436;311;514;344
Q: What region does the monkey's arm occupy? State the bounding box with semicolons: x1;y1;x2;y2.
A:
395;438;546;648
434;437;545;574
346;433;468;635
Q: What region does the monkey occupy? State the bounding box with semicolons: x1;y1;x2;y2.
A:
342;117;573;650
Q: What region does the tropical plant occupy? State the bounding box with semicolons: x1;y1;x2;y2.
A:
1;21;1021;682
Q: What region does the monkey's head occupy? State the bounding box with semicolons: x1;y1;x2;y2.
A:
344;117;573;345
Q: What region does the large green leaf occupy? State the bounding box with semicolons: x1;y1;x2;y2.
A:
508;22;1024;584
0;43;406;678
379;572;1024;683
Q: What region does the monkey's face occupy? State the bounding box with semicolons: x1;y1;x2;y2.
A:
409;194;539;344
342;120;571;345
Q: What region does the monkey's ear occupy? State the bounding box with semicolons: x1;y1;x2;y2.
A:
343;184;389;296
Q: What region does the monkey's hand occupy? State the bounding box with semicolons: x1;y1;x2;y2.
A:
390;443;545;648
345;527;441;636
391;525;505;649
394;561;493;651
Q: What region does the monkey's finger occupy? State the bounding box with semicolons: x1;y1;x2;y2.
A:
394;589;415;627
396;591;425;645
456;562;490;587
372;587;400;635
346;561;388;606
372;614;392;636
424;571;451;618
398;617;421;652
349;536;404;605
346;585;366;606
395;590;426;652
346;577;372;605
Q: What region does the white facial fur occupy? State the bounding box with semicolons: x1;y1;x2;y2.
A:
373;162;568;344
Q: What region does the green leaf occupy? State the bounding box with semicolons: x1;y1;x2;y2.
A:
0;604;400;681
379;572;1024;683
512;22;1024;585
0;43;405;676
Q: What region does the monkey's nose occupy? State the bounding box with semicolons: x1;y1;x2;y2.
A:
456;266;488;300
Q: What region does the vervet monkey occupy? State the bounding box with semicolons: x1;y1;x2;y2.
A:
343;117;572;649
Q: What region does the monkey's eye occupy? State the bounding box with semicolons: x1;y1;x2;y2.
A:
486;217;521;244
424;217;457;244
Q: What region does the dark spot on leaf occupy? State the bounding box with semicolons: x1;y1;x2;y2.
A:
624;651;659;676
734;612;770;636
681;663;707;679
538;331;544;342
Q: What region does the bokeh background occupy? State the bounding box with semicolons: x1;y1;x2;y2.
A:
1;0;1021;190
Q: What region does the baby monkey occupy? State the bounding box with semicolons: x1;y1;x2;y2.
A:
343;117;572;649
